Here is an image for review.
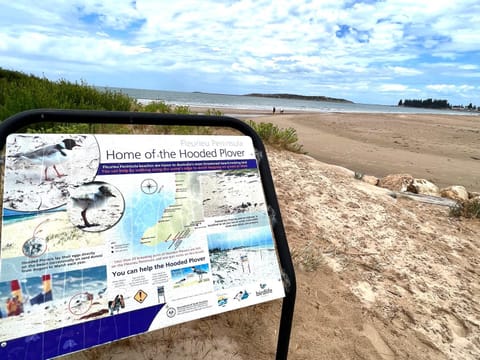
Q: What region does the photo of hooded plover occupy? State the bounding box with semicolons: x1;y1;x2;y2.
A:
68;181;124;232
4;134;100;211
10;138;80;181
191;266;209;282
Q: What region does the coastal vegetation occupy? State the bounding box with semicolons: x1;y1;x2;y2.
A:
0;68;133;119
0;68;210;134
246;120;305;154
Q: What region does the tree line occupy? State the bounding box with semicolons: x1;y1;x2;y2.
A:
398;98;450;109
398;98;478;111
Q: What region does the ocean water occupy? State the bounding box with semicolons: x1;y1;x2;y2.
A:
102;87;478;116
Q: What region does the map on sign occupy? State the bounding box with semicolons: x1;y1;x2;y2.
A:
0;133;285;360
139;173;203;247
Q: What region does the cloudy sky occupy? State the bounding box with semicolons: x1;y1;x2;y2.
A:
1;0;479;105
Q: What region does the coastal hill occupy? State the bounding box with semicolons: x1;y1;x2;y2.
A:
245;93;353;103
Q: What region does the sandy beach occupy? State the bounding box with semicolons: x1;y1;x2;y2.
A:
3;108;479;359
216;109;480;193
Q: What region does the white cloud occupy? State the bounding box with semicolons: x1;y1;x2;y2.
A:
458;64;478;70
426;84;475;92
388;66;423;76
379;84;410;92
0;0;479;105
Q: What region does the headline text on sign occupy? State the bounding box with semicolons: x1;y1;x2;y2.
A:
105;148;245;161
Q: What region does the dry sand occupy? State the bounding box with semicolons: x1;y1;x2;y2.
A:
16;110;480;359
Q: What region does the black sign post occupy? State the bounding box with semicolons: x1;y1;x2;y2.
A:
0;109;296;359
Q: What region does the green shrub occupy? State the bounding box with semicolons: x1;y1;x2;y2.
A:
141;102;193;115
449;198;480;219
246;120;305;153
142;101;173;113
204;108;224;116
173;105;191;114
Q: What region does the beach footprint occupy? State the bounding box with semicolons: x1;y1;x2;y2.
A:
362;323;395;360
444;311;469;338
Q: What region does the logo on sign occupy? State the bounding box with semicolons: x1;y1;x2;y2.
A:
256;283;273;297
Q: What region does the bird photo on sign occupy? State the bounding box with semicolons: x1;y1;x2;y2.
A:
4;134;100;212
68;181;125;232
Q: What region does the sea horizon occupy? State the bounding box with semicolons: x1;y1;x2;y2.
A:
99;86;479;116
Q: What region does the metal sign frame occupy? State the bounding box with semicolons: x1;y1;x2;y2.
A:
0;109;296;359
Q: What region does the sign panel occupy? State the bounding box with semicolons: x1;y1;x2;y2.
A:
0;134;285;359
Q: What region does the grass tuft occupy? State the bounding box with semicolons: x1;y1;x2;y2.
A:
291;241;323;272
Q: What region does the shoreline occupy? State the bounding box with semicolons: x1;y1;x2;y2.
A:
189;105;480;118
193;107;480;193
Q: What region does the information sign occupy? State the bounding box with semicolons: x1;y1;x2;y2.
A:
0;133;285;359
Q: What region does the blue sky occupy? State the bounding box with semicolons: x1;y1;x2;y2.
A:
0;1;479;105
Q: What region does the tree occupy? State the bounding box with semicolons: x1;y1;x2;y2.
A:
401;98;451;109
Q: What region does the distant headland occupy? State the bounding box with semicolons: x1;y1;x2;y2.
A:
244;93;354;103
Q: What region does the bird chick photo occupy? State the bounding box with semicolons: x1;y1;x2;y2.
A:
68;181;124;232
